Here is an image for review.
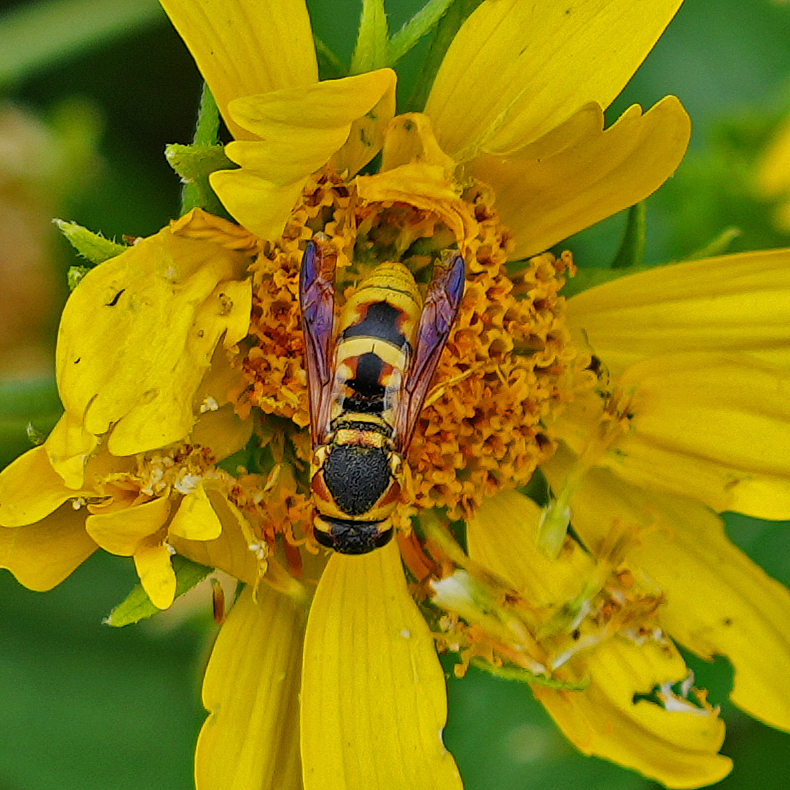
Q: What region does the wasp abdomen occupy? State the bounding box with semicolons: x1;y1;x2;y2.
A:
322;443;391;516
341;353;387;413
341;301;409;348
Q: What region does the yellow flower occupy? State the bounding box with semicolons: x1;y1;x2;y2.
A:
5;1;790;790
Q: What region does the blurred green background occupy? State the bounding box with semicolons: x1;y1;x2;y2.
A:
1;0;790;788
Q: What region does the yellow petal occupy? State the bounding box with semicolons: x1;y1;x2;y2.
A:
169;483;223;541
169;489;260;584
191;403;254;463
217;277;254;348
85;495;171;555
301;539;461;790
208;172;306;243
158;0;317;140
56;218;253;455
211;70;397;239
170;206;262;254
332;79;397;176
379;112;457;173
0;445;86;527
543;444;790;732
133;536;177;610
467;489;595;606
567;247;790;376
0;504;96;591
105;279;251;457
425;0;684;160
533;637;731;789
196;585;304;790
44;411;97;490
468;98;690;259
584;412;790;522
468;490;731;787
621;353;790;519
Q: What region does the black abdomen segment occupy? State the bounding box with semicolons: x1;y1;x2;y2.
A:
322;443;391;515
341;301;408;349
343;352;386;412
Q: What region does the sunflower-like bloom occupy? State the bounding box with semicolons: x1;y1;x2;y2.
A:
2;1;790;789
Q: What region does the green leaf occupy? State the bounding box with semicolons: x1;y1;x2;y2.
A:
175;84;233;216
405;0;484;112
105;555;212;627
166;143;233;183
350;0;389;75
54;218;128;264
387;0;455;65
190;82;221;147
0;0;164;88
609;201;646;269
169;145;231;217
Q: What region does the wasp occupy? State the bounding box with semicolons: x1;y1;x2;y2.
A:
299;234;465;554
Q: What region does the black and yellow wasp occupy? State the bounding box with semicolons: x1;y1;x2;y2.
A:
299;234;465;554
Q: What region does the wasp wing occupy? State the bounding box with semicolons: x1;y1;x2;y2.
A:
394;251;465;453
300;235;337;447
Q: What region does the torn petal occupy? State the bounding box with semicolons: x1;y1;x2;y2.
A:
55;213;254;456
543;448;790;733
425;0;684;160
534;637;731;789
469;98;690;259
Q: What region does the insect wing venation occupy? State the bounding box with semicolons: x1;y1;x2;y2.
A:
299;236;337;446
395;251;465;451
